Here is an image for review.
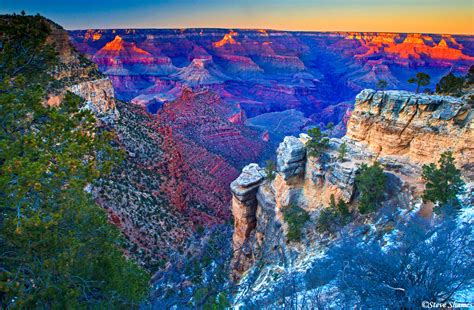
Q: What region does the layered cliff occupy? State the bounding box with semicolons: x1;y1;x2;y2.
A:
44;20;117;119
346;89;473;176
230;89;473;282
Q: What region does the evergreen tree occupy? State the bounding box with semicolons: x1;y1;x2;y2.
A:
376;79;388;91
408;72;430;93
306;127;329;158
264;159;276;181
422;151;465;214
338;142;348;161
355;162;386;214
435;72;465;96
0;14;148;308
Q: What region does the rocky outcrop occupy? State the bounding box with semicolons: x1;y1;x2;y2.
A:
230;89;474;279
276;136;306;180
44;20;118;120
346;89;473;174
230;164;265;276
68;78;116;115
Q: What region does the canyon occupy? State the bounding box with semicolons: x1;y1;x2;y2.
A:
2;12;473;308
66;27;474;272
229;89;473;305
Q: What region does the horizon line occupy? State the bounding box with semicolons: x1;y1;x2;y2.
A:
66;26;474;37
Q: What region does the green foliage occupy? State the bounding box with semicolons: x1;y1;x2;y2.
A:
422;151;465;214
283;204;310;242
408;72;431;93
0;15;57;84
435;72;465;96
0;14;148;308
193;289;231;310
467;65;474;84
306;127;329;158
355;162;387;214
326;122;334;130
376;79;388;91
317;194;351;233
338;142;348;161
265;159;276;181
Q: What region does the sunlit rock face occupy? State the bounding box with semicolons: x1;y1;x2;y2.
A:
69;28;474;192
229;88;474;280
346;89;474;174
70;29;474;125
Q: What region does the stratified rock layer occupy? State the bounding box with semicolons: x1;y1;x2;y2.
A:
230;89;474;279
346;89;473;173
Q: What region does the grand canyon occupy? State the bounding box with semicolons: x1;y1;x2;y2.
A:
1;6;473;309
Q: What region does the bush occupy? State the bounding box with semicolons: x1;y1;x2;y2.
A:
338;142;348;161
306;216;474;308
283;205;310;242
317;194;351;233
355;162;387;214
306;127;329;158
422;151;465;214
265;159;276;180
435;72;465;96
376;79;388;91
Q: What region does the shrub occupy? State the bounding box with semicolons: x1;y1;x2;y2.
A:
435;72;465;96
355;162;387;214
306;216;474;308
376;79;388;91
283;204;310;242
265;159;276;180
422;151;465;214
338;142;348;161
317;194;351;233
306;127;329;158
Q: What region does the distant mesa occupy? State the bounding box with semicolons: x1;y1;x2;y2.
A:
95;35;151;57
345;32;474;61
172;57;230;86
213;31;240;48
93;35;176;75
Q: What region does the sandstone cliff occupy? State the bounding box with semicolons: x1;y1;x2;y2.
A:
347;89;473;176
44;20;117;119
230;89;473;280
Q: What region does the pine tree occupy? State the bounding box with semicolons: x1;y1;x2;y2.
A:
306;127;329;158
355;162;387;214
408;72;430;93
0;15;148;308
338;142;348;161
422;151;465;214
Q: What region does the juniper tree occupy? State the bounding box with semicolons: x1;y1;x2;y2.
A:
422;151;465;214
355;162;387;214
306;127;329;158
408;72;430;93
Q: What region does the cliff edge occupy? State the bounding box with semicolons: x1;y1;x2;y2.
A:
230;89;473;280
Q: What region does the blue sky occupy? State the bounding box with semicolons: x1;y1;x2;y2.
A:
1;0;473;34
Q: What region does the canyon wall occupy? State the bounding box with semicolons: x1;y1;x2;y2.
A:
347;89;473;176
45;21;117;119
230;89;474;278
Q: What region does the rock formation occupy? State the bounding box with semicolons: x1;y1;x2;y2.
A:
70;28;474;150
346;89;473;175
44;20;117;120
230;89;474;279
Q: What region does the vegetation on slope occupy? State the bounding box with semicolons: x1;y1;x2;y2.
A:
422;151;465;214
0;14;148;308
